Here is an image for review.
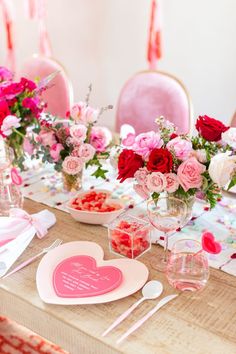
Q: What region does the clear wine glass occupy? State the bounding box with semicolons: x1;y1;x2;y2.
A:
147;196;187;272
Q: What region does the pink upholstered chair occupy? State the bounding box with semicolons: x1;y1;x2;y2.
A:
116;70;193;135
230;111;236;127
20;55;74;118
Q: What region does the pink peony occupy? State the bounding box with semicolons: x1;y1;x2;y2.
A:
20;77;36;91
133;183;150;199
146;172;167;193
177;157;206;192
133;131;163;160
1;115;21;136
69;124;87;143
134;167;148;185
23;138;34;155
50;143;64;162
122;133;135;147
62;156;84;175
38;130;57;147
78;143;96;162
167;137;192;161
165;173;179;193
90;126;112;152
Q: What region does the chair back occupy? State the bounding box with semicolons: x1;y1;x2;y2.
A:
20;55;73;118
230;111;236;127
116;70;193;134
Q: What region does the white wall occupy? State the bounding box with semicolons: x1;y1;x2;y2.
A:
0;0;235;129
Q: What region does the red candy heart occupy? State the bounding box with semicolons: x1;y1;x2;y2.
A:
202;232;222;254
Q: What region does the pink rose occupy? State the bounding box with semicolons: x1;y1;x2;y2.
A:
165;173;179;193
23;138;34;155
62;156;84;175
134;167;148;185
38;130;57;147
70;102;87;121
90;126;112;152
70;124;87;143
133;131;163;159
133;183;150;199
50;143;64;162
1;115;21;136
146;172;167;193
167;137;192;161
177;157;206;192
78;143;96;162
122;133;135;147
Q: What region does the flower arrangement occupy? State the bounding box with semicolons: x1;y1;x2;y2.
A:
117;115;236;208
0;66;50;169
30;87;113;191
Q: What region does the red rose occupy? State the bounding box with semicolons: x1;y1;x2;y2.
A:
196;115;229;142
118;149;144;182
0;100;10;128
147;148;173;173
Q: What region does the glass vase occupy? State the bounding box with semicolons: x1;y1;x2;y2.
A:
0;168;24;216
62;170;83;192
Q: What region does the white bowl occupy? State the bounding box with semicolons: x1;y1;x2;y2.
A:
67;189;126;225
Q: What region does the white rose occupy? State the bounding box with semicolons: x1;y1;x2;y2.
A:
222;128;236;149
209;152;236;187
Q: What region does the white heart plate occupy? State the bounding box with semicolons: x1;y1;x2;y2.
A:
36;241;149;305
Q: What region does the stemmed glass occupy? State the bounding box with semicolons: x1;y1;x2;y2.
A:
147;196;187;272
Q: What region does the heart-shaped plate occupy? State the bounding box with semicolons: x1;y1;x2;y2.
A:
36;241;149;304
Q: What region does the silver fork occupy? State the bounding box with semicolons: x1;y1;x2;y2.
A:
2;239;62;279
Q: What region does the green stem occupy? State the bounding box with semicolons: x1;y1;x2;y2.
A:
12;128;25;139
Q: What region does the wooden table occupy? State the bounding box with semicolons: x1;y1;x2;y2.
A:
0;199;236;354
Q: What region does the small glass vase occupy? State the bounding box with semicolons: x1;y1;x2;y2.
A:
62;170;83;192
0;168;24;216
168;193;196;226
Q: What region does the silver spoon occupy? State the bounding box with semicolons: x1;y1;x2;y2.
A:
102;280;163;336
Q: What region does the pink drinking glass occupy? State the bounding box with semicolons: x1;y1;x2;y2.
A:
166;239;209;291
147;196;187;272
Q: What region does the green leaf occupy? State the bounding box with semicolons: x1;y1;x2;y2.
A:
227;175;236;191
151;192;160;200
92;167;108;179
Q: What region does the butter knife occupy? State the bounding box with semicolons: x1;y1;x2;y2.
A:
117;294;178;344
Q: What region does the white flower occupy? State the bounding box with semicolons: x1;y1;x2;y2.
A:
1;115;21;136
209;152;236;187
222;128;236;149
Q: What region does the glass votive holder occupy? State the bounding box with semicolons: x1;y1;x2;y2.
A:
166;239;209;292
108;214;151;259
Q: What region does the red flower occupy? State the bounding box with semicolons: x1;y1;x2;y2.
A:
20;77;37;91
0;82;23;99
196;115;229;142
118;149;144;182
147;148;173;173
0;100;10;128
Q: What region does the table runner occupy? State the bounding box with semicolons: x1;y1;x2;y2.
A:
21;164;236;277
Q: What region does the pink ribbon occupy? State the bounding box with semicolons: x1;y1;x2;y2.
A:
9;209;48;239
147;0;162;70
1;0;16;72
25;0;52;56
